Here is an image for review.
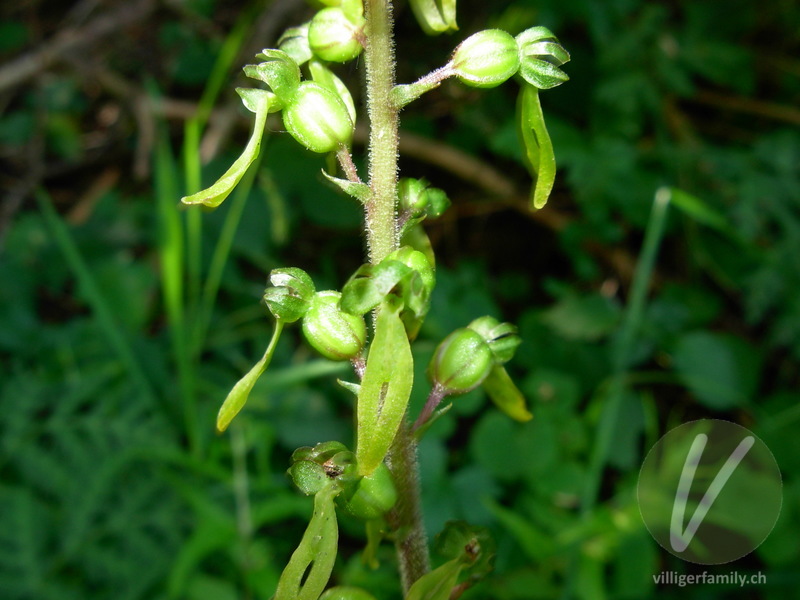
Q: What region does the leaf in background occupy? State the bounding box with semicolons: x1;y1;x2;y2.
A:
671;330;761;409
670;187;737;238
518;85;556;209
540;292;621;341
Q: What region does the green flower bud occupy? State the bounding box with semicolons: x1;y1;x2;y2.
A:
302;291;367;360
320;587;377;600
339;462;397;520
288;460;329;495
398;178;451;220
467;316;521;364
308;7;365;63
385;246;435;299
283;81;354;153
262;267;315;323
429;328;494;394
409;0;458;35
289;441;357;494
292;440;348;463
451;29;520;88
516;26;570;90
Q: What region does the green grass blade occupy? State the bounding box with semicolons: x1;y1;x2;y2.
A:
582;187;671;512
36;189;158;406
192;144;266;355
153;124;200;456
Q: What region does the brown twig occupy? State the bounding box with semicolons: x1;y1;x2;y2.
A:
0;0;156;93
690;89;800;127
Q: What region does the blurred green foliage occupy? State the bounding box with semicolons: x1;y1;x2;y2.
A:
1;0;798;599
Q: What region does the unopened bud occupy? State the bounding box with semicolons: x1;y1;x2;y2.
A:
398;178;451;219
429;328;494;394
283;81;354;153
451;29;520;88
262;267;315;323
308;7;365;63
339;462;397;520
302;291;367;360
320;587;377;600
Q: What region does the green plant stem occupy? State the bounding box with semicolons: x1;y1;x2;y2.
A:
362;0;430;591
386;423;430;591
364;0;399;264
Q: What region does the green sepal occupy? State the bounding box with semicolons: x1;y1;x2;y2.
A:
322;170;370;203
320;587;377;600
518;84;556;209
340;261;415;316
386;246;435;338
288;460;329;495
278;23;313;67
216;321;284;432
467;316;521;364
482;364;532;422
293;440;350;463
516;27;570;90
518;59;570;90
309;59;357;124
244;49;302;106
340;249;432;334
236;87;279;114
356;300;414;476
273;484;341;600
181;90;270;208
263;267;316;323
409;0;458;35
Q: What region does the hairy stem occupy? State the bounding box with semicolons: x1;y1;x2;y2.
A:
386;422;430;591
364;0;399;264
363;0;430;591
